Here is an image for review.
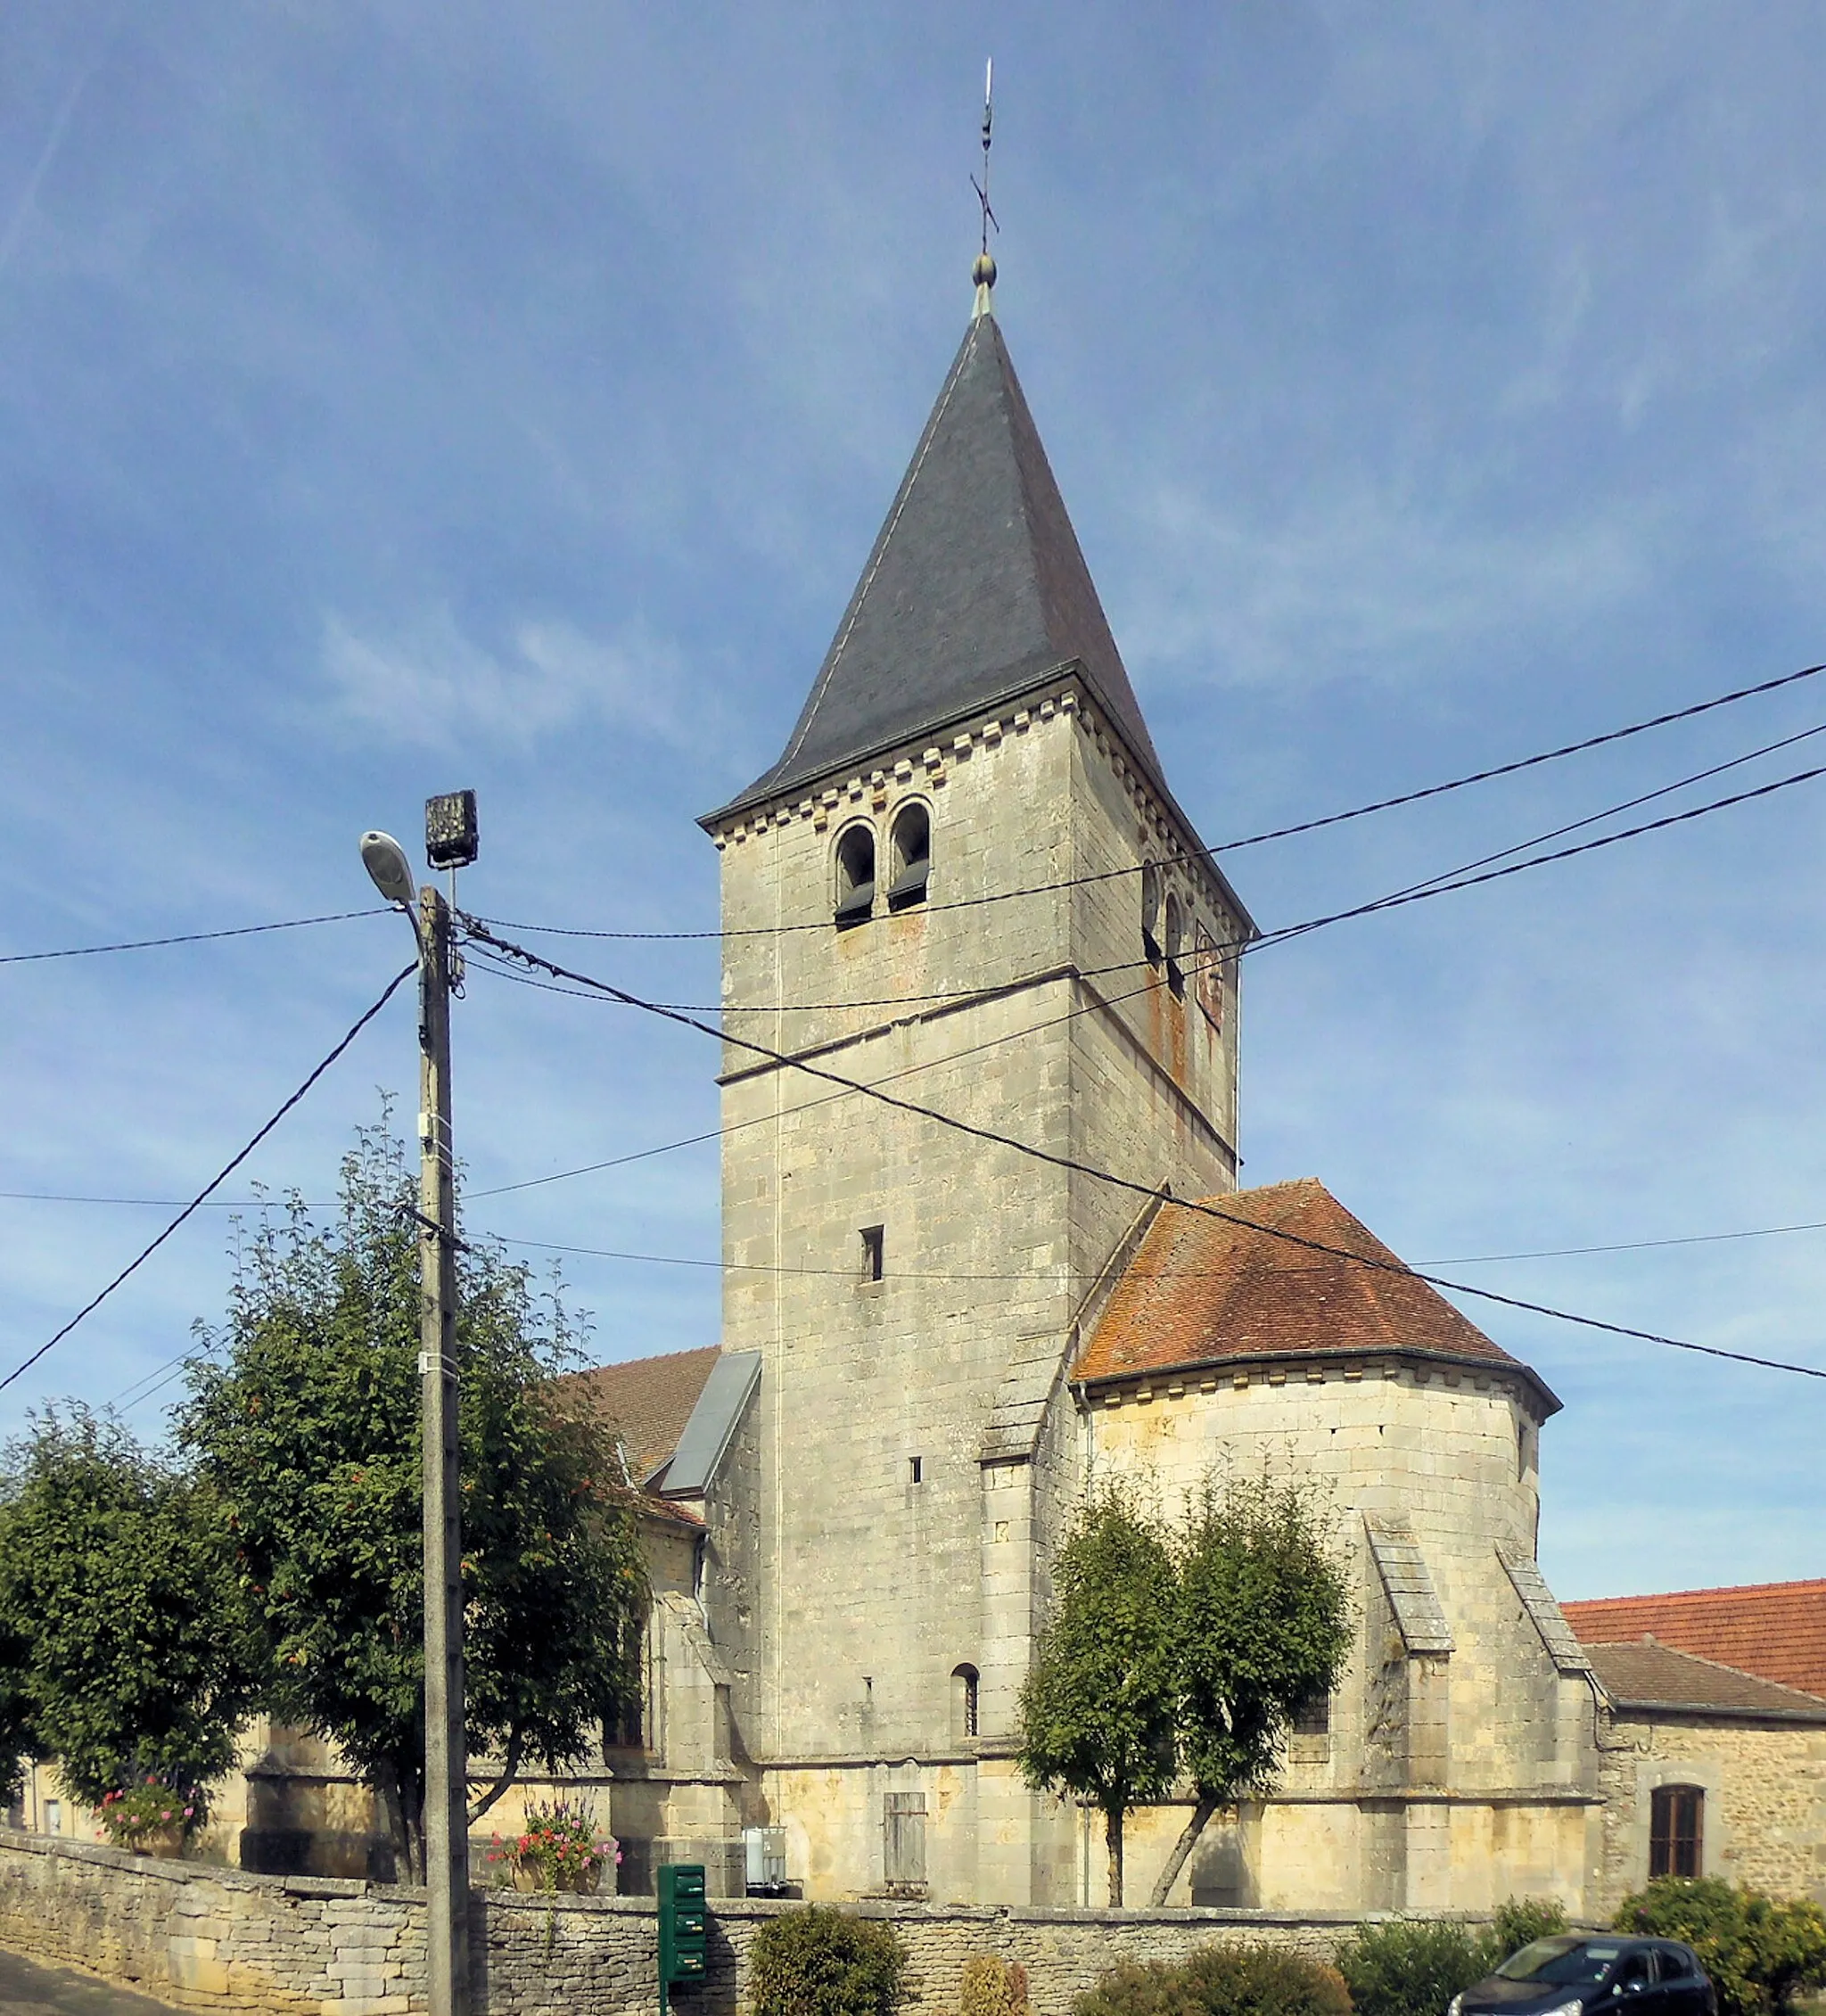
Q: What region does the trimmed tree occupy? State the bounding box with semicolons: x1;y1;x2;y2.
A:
1016;1485;1179;1905
0;1405;252;1815
177;1117;647;1879
1148;1472;1352;1905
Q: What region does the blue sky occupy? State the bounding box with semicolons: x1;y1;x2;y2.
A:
4;2;1824;1601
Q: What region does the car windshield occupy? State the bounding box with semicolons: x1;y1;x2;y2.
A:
1496;1940;1627;1987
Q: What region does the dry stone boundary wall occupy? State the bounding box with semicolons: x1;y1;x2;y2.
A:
1;1827;1478;2015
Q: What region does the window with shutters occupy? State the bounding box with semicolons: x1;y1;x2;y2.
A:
1650;1785;1703;1879
884;1790;927;1889
834;823;876;928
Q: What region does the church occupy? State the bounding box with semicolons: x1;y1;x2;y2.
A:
563;259;1826;1918
50;256;1812;1918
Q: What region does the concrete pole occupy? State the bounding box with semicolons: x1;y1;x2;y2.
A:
418;885;469;2016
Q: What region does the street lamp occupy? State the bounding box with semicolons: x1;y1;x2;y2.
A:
361;802;473;2016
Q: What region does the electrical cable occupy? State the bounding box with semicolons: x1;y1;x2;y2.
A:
460;917;1826;1384
478;657;1826;941
463;717;1826;1015
1424;1220;1826;1265
0;909;387;967
0;961;417;1397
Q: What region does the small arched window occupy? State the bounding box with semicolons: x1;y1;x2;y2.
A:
1141;861;1164;963
1650;1785;1704;1879
887;802;932;910
951;1664;980;1741
1194;923;1221;1027
1164;893;1186;997
835;823;876;928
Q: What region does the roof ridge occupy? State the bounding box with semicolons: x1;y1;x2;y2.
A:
1565;1577;1826;1604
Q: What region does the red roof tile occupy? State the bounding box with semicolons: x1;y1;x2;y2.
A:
1562;1581;1826;1699
1584;1639;1826;1718
1072;1178;1556;1413
563;1345;720;1486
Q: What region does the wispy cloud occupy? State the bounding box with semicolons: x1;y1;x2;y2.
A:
319;610;695;753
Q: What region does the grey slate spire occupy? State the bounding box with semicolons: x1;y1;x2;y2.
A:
709;306;1171;822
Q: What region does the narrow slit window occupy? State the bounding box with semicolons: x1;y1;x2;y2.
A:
887;802;932;910
835;823;876;928
1141;860;1164;962
953;1664;980;1740
909;1456;923;1485
860;1224;884;1282
1164;893;1186;997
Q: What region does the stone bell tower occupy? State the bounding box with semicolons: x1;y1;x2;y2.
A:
696;265;1255;1905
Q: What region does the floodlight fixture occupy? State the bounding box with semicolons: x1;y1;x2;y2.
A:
425;790;479;871
360;830;417;909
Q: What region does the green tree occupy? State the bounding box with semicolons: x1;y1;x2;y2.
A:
0;1406;252;1816
1616;1877;1826;2016
1149;1473;1352;1904
1017;1485;1179;1905
177;1117;647;1879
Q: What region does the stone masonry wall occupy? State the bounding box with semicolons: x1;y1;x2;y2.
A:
1593;1715;1826;1913
0;1828;1469;2016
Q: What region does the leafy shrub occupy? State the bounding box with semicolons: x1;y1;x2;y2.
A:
1073;1940;1353;2016
1337;1902;1572;2016
1616;1877;1826;2016
1490;1898;1569;1963
750;1905;907;2016
962;1955;1031;2016
1337;1920;1491;2016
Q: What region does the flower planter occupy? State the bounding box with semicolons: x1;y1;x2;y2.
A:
510;1860;604;1895
133;1824;185;1860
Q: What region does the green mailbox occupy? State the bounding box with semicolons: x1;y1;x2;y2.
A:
657;1862;707;2011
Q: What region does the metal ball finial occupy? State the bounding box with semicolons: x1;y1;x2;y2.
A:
973;251;997;291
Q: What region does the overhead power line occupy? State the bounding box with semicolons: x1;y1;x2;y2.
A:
0;909;386;967
461;917;1826;1385
481;656;1826;942
467;716;1826;1014
0;961;417;1397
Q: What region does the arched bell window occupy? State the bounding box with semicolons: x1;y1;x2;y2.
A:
887;802;932;910
834;823;876;928
1164;892;1186;997
1141;861;1164;963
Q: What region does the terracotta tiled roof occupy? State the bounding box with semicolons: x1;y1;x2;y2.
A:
1585;1639;1826;1720
563;1345;721;1487
1072;1178;1557;1414
1563;1580;1826;1699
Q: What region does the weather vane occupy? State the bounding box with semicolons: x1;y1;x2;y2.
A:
971;57;998;303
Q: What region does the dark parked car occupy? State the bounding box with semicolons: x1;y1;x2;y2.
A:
1451;1938;1717;2016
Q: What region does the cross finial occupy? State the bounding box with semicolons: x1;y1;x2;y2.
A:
971;58;998;315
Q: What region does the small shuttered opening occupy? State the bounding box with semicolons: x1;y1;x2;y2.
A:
884;1790;926;1888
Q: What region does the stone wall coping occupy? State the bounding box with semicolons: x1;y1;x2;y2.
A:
0;1831;1551;1932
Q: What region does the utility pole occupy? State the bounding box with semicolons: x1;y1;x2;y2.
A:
361;794;479;2016
418;879;468;2016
